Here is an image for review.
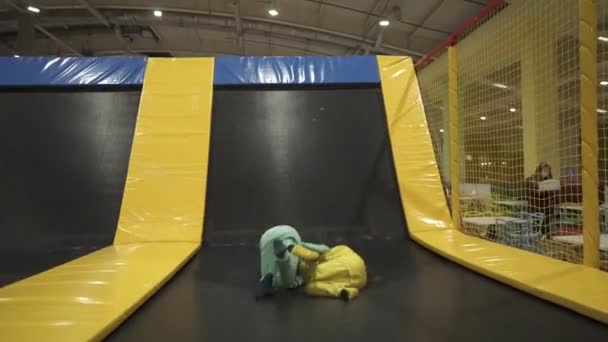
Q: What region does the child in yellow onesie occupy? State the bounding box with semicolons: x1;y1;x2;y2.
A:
298;244;367;301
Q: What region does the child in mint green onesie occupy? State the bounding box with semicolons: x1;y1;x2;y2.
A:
256;225;330;300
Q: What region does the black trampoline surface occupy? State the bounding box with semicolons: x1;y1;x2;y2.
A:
109;239;608;341
204;87;403;244
0;89;140;286
106;87;608;340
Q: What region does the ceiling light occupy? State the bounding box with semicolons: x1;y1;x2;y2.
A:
153;10;162;17
492;83;508;89
509;107;517;112
480;116;487;121
13;54;20;58
379;19;390;27
598;36;608;43
601;81;608;86
439;129;445;133
27;6;40;13
598;109;608;114
268;8;279;16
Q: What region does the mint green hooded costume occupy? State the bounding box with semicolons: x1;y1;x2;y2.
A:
259;225;330;290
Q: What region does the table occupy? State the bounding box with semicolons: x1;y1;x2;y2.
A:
558;203;583;211
463;216;527;226
556;203;608;231
462;216;528;239
557;202;608;211
494;200;528;213
494;200;528;206
461;195;486;211
551;234;608;251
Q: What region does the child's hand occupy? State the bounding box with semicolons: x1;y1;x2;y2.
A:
291;244;320;261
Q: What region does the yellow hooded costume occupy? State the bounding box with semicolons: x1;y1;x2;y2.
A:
293;244;367;300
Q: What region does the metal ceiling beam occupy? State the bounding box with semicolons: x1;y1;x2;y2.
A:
77;0;111;27
113;25;132;53
231;0;243;51
19;4;427;56
120;12;410;55
373;28;384;50
148;26;162;42
406;0;445;48
77;0;138;56
4;0;82;55
0;39;16;54
95;35;332;57
34;24;82;55
357;0;384;54
3;0;23;13
301;0;450;34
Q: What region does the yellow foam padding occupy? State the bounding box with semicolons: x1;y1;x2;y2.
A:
376;55;452;234
114;57;214;244
412;229;608;323
0;242;199;341
579;0;600;267
448;46;462;231
378;55;608;324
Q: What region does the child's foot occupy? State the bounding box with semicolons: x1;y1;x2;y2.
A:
340;289;350;302
255;273;274;301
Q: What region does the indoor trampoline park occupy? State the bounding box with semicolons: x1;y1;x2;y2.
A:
1;0;608;341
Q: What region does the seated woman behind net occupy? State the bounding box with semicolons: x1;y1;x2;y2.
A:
526;162;553;182
255;225;367;301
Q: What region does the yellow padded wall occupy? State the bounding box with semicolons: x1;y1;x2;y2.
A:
114;58;214;244
377;56;452;234
0;243;200;341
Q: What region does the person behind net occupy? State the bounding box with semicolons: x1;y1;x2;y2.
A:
524;162;554;231
255;225;367;301
526;162;553;182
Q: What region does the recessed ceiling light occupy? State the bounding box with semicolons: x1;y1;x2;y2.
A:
153;10;162;17
268;8;279;16
598;36;608;43
480;116;487;121
601;81;608;86
27;6;40;13
509;107;517;112
439;129;445;133
379;19;390;27
492;83;508;89
598;109;608;114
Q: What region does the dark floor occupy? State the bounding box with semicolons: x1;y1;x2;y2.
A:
0;89;139;287
0;248;105;286
108;238;608;341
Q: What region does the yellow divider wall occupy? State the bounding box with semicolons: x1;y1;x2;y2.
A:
579;0;600;267
114;58;214;244
0;243;199;341
412;230;608;323
376;56;452;233
448;46;461;231
383;55;608;323
0;57;216;340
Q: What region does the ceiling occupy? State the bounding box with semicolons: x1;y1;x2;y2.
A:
0;0;490;58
